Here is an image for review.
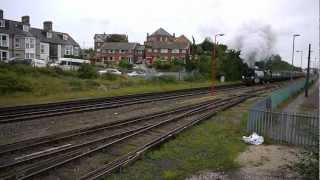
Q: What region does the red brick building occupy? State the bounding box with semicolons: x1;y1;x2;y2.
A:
144;28;190;64
95;42;145;66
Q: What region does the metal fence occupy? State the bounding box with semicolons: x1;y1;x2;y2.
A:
248;110;319;146
247;78;319;146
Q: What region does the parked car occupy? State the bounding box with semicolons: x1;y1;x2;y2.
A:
127;71;146;77
98;68;122;75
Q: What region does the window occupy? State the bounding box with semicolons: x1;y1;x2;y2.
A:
120;50;126;54
181;49;187;53
0;20;5;28
30;38;35;48
147;49;152;53
172;49;179;54
160;49;168;53
153;49;158;53
25;53;35;59
25;37;35;49
96;49;101;52
40;44;45;54
63;34;68;40
15;38;20;48
0;34;9;47
0;51;8;61
23;25;29;32
47;32;52;38
65;46;73;55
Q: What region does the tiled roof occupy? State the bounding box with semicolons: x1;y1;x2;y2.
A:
94;33;127;42
175;35;191;44
135;45;145;50
151;28;172;37
30;28;79;46
145;42;188;49
0;19;33;37
0;19;79;46
101;42;138;50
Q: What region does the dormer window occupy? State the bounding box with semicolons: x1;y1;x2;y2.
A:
23;25;29;32
0;20;5;28
63;34;68;41
47;32;52;38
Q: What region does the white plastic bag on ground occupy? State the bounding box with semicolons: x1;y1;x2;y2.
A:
242;132;264;145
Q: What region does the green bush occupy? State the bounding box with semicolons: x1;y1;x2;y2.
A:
184;73;208;82
77;64;98;79
101;73;120;81
119;59;133;70
154;60;172;70
0;72;31;94
149;75;177;83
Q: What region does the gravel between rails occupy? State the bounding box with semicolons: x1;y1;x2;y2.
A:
0;86;256;145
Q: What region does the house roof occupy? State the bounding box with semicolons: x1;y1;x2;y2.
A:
151;28;172;37
135;45;145;51
175;35;191;44
94;33;128;42
101;42;138;50
0;19;34;37
145;42;188;49
0;19;79;46
31;28;79;46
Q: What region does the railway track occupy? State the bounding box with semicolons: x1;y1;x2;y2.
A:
0;83;246;124
0;85;273;180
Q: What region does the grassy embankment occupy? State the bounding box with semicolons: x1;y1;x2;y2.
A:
106;98;258;180
0;64;237;106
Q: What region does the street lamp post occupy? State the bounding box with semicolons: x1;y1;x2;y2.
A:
296;50;303;71
291;34;300;79
211;33;224;96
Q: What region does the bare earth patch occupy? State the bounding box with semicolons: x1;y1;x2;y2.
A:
234;145;302;179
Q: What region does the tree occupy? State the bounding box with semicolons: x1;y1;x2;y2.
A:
200;37;213;53
77;64;97;79
118;59;133;70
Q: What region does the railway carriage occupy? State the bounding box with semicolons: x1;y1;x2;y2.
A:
242;68;304;85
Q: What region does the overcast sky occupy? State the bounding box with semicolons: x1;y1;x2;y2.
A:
2;0;319;67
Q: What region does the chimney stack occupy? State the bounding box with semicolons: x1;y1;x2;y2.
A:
173;33;175;38
21;16;30;25
0;9;3;19
43;21;53;32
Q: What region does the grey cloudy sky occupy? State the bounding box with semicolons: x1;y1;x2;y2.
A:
2;0;319;67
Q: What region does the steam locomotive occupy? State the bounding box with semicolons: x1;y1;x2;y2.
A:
242;67;304;85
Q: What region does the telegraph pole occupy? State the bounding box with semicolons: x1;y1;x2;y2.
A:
305;44;311;97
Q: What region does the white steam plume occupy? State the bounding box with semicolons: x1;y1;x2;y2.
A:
231;22;277;67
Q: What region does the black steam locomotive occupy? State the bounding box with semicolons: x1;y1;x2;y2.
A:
242;67;304;85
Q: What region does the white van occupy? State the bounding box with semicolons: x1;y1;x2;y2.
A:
57;58;90;71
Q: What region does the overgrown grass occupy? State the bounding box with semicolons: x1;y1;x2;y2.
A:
107;112;249;180
0;64;236;106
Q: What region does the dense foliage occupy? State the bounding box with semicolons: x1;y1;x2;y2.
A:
118;59;133;70
77;64;98;79
255;54;302;71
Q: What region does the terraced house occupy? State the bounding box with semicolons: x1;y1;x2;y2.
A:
144;28;191;64
0;9;80;63
94;33;145;65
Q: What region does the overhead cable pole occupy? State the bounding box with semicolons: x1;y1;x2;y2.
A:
305;44;311;97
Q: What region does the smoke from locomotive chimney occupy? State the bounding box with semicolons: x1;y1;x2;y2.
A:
231;22;276;67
